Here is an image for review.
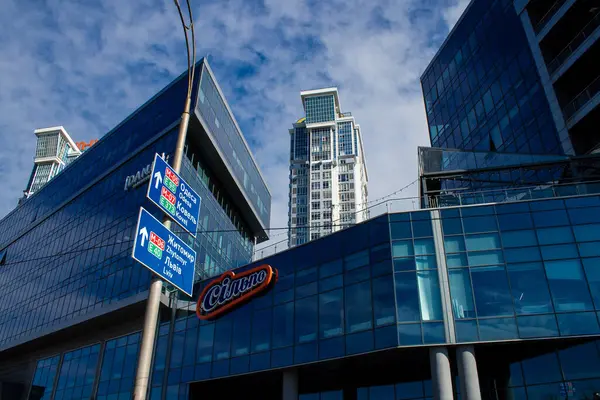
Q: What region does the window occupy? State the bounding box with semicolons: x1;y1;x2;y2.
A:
251;308;272;352
312;172;321;180
345;281;373;332
507;262;553;314
449;269;475;319
470;267;514;317
544;259;594;312
319;289;344;338
395;272;421;322
98;333;140;399
29;355;60;400
323;181;330;189
311;212;321;220
312;202;321;210
323;171;332;179
296;296;318;343
272;303;294;348
311;182;321;190
417;271;443;320
373;277;396;326
311;192;321;200
305;95;335;124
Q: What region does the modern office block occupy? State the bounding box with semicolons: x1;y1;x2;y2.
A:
0;58;271;399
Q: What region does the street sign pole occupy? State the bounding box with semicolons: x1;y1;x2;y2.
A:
133;96;192;400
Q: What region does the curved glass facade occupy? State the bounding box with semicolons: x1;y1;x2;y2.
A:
12;193;600;399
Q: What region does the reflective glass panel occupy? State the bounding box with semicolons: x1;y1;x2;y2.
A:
449;269;476;319
319;289;344;338
521;352;562;385
507;263;553;315
544;259;594;312
417;271;443;321
395;272;421;322
372;276;396;326
345;281;373;333
558;342;600;380
471;266;513;317
583;258;600;309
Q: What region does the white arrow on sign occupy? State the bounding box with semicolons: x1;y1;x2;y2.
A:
153;171;163;189
139;227;149;246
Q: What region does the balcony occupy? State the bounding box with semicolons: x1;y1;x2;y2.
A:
533;0;568;33
547;12;600;74
563;74;600;121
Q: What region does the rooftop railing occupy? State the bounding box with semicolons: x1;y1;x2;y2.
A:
252;179;600;261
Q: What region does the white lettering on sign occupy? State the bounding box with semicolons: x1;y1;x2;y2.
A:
167;233;195;264
124;154;170;191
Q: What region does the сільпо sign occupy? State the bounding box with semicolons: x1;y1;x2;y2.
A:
132;207;197;296
147;153;201;237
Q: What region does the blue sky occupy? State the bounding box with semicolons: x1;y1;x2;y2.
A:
0;0;469;247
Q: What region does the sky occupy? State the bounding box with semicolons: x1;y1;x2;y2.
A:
0;0;470;252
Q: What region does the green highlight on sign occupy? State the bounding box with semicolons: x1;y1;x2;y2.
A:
159;196;176;215
165;177;177;193
148;242;162;259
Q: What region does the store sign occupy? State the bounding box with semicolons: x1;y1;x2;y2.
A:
124;154;170;191
196;264;277;320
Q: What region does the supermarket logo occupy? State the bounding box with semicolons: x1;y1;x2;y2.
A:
196;264;278;320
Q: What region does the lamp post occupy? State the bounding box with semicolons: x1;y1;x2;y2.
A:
132;1;196;399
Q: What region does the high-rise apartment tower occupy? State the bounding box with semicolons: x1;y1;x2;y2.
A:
288;88;368;247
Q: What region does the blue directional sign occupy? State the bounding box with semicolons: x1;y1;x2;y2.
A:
132;207;197;296
147;154;201;237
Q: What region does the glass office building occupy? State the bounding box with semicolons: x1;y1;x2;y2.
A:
419;0;600;207
8;186;600;400
421;0;568;156
0;58;271;399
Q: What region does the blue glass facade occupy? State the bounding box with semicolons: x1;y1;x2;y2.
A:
0;59;269;350
421;0;568;156
18;193;600;399
195;62;271;229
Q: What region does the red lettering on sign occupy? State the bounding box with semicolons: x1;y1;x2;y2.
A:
161;186;176;205
165;167;179;186
150;232;165;250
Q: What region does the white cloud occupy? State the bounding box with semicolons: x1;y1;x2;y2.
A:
442;0;472;30
0;0;467;253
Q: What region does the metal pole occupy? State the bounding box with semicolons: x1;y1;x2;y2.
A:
133;91;192;400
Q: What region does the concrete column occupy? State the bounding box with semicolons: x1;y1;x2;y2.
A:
456;345;481;400
282;369;299;400
430;347;454;400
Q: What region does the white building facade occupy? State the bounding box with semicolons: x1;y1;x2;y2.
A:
21;126;82;201
288;88;368;247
